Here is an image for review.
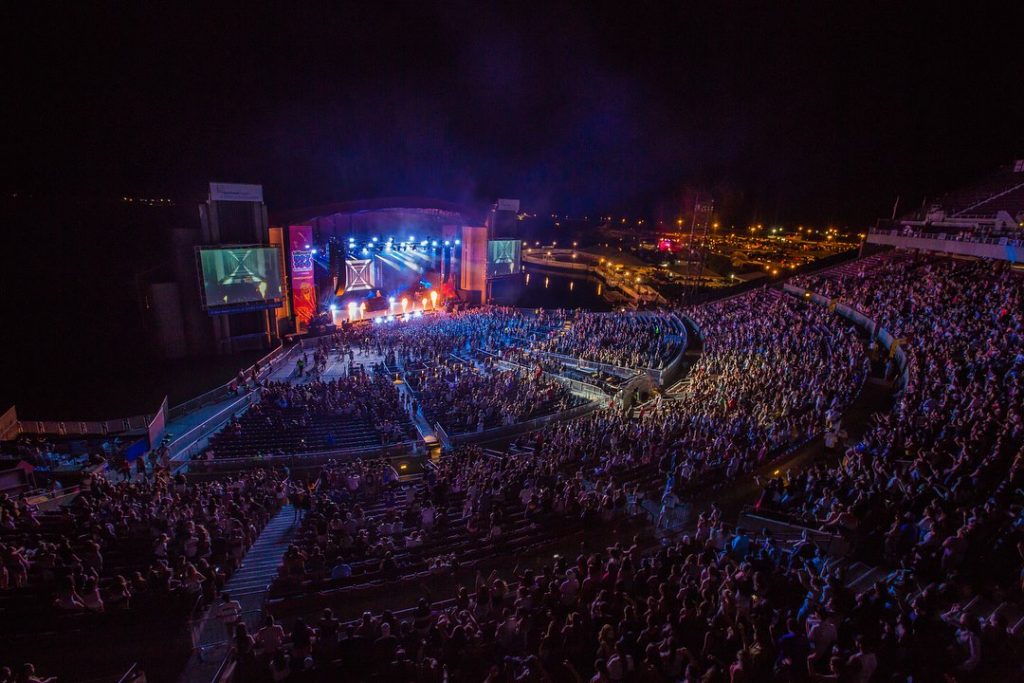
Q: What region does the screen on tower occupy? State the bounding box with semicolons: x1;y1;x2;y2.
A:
197;246;285;313
487;239;522;277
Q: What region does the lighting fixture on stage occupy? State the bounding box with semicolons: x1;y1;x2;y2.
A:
444;240;450;246
311;248;318;254
401;297;408;313
455;239;461;245
431;240;438;247
329;304;337;312
347;301;358;321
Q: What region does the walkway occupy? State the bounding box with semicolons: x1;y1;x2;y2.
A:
178;505;300;683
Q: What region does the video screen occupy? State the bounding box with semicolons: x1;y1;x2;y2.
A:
198;247;284;312
487;239;522;278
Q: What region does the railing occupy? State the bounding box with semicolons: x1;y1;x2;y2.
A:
738;506;850;557
867;227;1022;262
782;283;909;392
14;412;153;437
869;226;1023;244
168;343;296;421
433;421;451;449
442;396;604;446
652;313;690;386
528;349;641;381
168;392;259;469
478;350;611;402
184;440;419;474
117;662;144;683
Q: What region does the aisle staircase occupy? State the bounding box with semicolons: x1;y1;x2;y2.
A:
178;505;300;683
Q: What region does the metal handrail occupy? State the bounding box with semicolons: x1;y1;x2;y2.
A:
168;343;296;421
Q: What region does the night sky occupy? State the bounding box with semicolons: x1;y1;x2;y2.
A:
2;2;1023;416
6;3;1023;223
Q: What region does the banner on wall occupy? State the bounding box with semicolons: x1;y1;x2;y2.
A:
288;225;316;327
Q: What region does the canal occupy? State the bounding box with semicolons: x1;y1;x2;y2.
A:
489;267;613;311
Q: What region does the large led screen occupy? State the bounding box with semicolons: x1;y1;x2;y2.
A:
487;239;522;278
198;247;284;313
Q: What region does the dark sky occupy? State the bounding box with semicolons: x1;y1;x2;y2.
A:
5;2;1023;225
2;2;1023;416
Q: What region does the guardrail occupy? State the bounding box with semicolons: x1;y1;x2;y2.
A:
183;440;419;474
442;396;604;446
168;392;259;468
168;343;296;421
528;349;641;381
653;313;690;386
782;283;909;392
866;228;1022;262
478;350;611;402
869;226;1023;246
433;421;451;449
738;506;850;557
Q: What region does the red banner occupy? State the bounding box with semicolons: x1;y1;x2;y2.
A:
288;225;316;327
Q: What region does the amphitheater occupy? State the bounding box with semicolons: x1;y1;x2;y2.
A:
2;198;1023;680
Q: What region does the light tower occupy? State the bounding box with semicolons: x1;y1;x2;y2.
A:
684;194;714;306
